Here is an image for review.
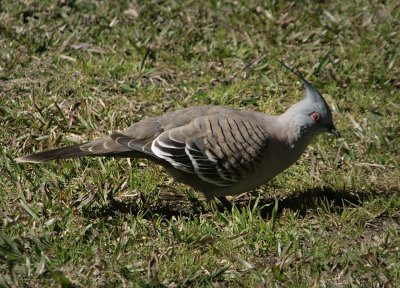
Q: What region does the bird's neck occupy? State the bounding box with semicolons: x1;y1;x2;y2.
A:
276;111;317;150
261;112;317;180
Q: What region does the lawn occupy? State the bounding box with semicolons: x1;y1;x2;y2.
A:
1;0;399;286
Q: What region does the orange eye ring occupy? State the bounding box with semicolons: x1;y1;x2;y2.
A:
310;112;321;122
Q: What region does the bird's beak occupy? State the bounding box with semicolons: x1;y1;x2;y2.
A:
330;128;341;138
326;124;341;138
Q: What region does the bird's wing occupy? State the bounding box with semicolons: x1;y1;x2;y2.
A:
113;114;271;186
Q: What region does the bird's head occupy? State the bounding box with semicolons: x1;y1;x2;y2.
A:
278;59;340;138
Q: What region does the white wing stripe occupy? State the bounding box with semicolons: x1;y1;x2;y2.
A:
205;150;218;163
186;146;232;186
151;138;193;173
185;146;199;171
153;139;173;157
157;136;184;149
167;131;186;147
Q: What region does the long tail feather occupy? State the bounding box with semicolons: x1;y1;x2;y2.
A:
15;143;95;163
15;137;132;163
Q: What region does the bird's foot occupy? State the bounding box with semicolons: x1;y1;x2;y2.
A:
204;196;233;213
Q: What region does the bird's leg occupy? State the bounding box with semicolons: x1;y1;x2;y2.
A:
204;195;232;212
217;197;233;211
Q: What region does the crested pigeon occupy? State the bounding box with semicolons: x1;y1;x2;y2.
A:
15;61;340;206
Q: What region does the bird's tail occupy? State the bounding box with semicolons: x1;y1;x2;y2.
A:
15;137;131;163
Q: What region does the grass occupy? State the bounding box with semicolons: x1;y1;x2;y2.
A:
1;0;399;286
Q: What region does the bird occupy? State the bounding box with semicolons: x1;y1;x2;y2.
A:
15;59;340;208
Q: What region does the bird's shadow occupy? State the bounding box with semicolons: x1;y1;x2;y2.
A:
84;186;378;220
254;186;363;218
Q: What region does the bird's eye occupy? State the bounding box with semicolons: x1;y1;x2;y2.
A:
310;112;321;122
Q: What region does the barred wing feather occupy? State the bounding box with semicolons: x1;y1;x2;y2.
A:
151;115;270;186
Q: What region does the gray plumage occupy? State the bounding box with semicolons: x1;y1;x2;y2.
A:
15;61;340;203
